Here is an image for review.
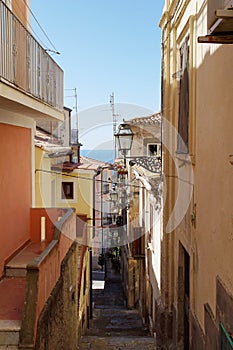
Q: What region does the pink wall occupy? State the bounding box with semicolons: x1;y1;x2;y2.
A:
0;123;31;276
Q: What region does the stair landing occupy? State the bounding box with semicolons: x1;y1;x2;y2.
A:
5;241;48;277
0;241;49;348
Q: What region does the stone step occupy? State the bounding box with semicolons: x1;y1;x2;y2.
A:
5;267;26;278
87;308;148;337
78;336;157;350
0;320;20;348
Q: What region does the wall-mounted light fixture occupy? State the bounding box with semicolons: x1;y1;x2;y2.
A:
115;123;161;173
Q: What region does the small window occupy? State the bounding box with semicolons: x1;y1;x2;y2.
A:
147;143;161;157
61;182;74;200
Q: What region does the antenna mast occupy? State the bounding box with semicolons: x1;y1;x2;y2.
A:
110;92;118;159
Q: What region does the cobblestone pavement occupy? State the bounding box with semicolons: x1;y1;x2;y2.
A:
78;261;157;349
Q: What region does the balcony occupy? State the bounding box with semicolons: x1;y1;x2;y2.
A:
0;1;64;119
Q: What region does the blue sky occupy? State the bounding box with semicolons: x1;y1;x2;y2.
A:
30;0;164;149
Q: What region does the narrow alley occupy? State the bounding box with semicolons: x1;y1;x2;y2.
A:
78;259;157;350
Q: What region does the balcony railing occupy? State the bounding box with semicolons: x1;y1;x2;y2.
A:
0;0;63;111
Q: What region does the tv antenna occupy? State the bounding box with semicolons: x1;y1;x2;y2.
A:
109;92;119;159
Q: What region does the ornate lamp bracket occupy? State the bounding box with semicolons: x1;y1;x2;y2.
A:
128;156;161;173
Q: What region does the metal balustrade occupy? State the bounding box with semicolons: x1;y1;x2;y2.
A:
0;0;63;111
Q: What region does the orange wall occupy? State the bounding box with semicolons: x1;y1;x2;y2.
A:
0;123;31;276
12;0;28;27
30;208;64;242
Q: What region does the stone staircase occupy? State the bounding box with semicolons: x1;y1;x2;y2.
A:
0;320;21;350
0;242;47;349
78;264;157;350
78;335;156;349
0;277;25;350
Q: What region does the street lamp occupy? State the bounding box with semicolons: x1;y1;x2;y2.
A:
114;123;134;157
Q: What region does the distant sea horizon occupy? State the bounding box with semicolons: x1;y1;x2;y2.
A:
80;149;114;163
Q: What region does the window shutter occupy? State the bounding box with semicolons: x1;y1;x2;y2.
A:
177;39;189;154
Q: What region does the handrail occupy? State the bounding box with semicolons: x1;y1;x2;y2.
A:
0;0;63;111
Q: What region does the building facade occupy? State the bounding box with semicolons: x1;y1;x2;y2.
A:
159;0;233;348
117;114;162;336
0;1;86;349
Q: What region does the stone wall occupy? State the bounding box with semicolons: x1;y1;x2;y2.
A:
35;241;81;350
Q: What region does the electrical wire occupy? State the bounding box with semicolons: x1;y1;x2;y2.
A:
35;168;149;190
3;0;49;50
22;0;59;52
18;0;60;53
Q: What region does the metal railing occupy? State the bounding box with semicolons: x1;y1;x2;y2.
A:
0;1;63;111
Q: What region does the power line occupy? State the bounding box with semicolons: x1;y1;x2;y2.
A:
35;168;146;190
7;0;49;50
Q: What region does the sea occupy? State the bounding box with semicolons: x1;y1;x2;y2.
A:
80;149;114;164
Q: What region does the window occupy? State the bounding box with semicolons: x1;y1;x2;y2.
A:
61;182;74;200
147;143;161;157
177;38;189;154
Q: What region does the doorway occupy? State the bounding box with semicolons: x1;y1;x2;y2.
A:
178;243;190;349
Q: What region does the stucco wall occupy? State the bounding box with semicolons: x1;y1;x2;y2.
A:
0;123;31;276
160;0;233;348
35;147;54;208
55;172;93;220
195;42;233;328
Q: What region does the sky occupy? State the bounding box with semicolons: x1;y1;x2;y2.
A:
30;0;165;150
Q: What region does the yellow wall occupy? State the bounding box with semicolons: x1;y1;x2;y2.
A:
160;0;233;334
35;151;94;221
35;146;55;208
55;171;93;220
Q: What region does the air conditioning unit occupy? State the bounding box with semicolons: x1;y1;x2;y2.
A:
207;0;233;34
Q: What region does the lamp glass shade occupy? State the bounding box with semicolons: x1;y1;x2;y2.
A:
115;124;133;152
